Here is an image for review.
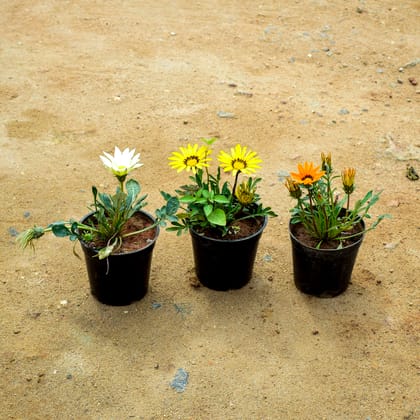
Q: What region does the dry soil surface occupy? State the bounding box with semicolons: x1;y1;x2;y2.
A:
1;1;419;419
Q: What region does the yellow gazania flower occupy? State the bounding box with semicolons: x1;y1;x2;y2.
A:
100;146;143;178
290;162;325;185
168;144;211;173
235;181;256;205
342;167;356;194
218;144;262;176
284;176;302;199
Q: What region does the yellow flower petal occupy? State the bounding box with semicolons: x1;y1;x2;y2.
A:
168;144;211;174
218;144;262;176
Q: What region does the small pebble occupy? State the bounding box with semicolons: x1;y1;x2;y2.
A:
406;165;419;181
8;227;19;237
234;90;253;97
217;111;235;118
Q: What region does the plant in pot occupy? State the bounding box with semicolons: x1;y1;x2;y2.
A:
284;153;390;297
162;138;277;291
17;146;179;306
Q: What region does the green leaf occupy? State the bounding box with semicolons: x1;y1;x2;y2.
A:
160;191;171;200
214;195;230;204
126;179;140;199
204;204;213;217
201;136;217;146
221;182;230;196
180;195;195;204
166;196;180;215
50;223;71;238
207;208;226;226
98;192;113;210
357;190;373;207
131;199;147;215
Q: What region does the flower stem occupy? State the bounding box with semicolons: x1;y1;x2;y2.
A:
308;189;320;238
231;171;240;201
121;221;159;238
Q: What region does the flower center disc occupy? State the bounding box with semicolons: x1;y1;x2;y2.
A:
185;156;199;167
233;159;246;170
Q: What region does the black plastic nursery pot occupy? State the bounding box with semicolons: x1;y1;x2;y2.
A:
289;220;365;298
79;211;159;306
190;216;268;291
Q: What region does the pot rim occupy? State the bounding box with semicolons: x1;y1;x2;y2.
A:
190;215;268;243
288;219;365;252
79;209;159;255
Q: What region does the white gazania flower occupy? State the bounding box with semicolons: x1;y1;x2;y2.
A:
100;146;143;177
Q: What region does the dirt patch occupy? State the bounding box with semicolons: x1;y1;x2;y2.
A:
194;216;265;240
1;1;419;419
290;220;364;249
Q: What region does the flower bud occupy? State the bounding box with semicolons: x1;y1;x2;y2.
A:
284;177;302;199
342;167;356;194
235;181;256;205
321;152;332;173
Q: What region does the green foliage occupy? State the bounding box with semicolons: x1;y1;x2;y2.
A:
163;168;276;236
89;179;148;244
18;178;180;259
289;168;390;248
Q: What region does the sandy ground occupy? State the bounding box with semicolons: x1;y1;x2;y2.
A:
1;1;419;419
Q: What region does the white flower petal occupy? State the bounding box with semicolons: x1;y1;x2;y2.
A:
100;146;143;177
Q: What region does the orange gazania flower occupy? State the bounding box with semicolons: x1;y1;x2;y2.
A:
291;162;325;185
